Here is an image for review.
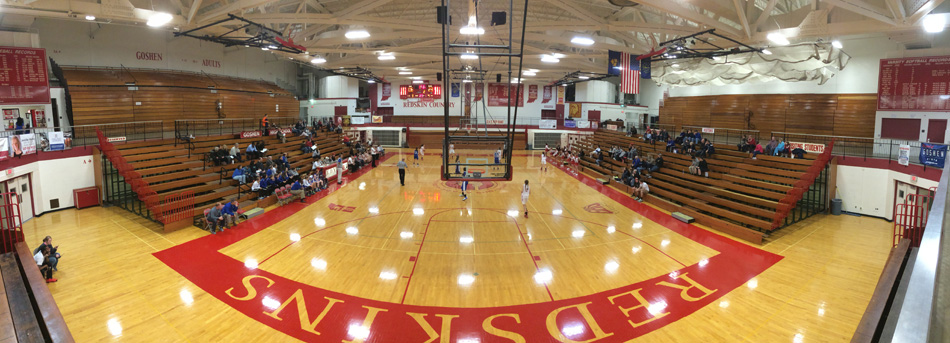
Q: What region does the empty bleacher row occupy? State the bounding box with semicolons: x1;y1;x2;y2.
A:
101;129;351;231
0;243;73;343
62;67;299;128
573;129;830;243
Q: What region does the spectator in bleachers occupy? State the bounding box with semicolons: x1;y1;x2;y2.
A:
693;130;702;144
293;120;305;135
230;143;242;163
276;127;287;144
620;167;632;184
261;114;269;136
650;154;664;172
232;167;247;184
206;203;226;234
739;135;757;152
34;245;56;283
343;135;351;147
765;137;778;155
631;177;650;202
246;141;258;159
290;179;305;203
699;157;709;177
751;142;764;159
251;177;263;199
632;155;643;173
775;139;787;156
596;150;604;166
256;140;266;155
688;156;701;175
33;236;61;271
222;200;240;227
312;145;321;160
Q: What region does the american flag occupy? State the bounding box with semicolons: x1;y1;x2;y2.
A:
620;53;640;94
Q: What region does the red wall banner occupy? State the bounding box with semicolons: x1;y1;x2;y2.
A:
878;56;950;111
487;83;525;107
0;47;50;104
381;83;392;101
474;83;484;101
528;84;538;103
543;85;553;103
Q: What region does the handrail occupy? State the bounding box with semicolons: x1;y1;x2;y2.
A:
886;161;950;341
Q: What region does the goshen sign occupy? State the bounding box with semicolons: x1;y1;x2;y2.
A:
240;131;261;139
135;51;163;61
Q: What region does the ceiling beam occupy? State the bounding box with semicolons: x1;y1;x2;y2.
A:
242;13;441;31
196;0;281;24
906;0;945;24
539;0;607;24
631;0;744;37
335;0;395;20
186;0;203;24
821;0;897;25
884;0;907;22
753;0;779;30
525;20;699;36
733;0;752;38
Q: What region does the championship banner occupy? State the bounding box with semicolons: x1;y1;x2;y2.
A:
557;86;565;104
381;83;392;101
474;83;484;101
528;85;538;103
568;103;582;118
788;142;825;153
0;47;50;104
371;115;383;123
898;144;911;166
920;143;947;168
451;83;460;97
487;83;525;107
48;131;65;151
539;119;557;129
542;86;552;103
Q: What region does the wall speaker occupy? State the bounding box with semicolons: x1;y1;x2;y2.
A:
436;6;452;24
491;12;507;26
496;74;502;82
437;72;443;81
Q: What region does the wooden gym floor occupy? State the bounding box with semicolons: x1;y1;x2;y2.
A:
22;149;893;342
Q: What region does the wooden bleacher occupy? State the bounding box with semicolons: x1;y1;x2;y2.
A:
0;243;74;343
109;129;350;230
576;129;826;243
62;67;299;130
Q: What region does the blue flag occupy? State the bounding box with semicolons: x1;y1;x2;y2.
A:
607;50;622;76
920;143;947;168
640;59;651;79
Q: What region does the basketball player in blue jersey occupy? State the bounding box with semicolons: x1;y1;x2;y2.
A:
494;147;502;173
413;148;420;166
460;168;469;201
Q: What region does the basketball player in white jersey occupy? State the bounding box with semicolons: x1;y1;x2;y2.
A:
540;151;547;172
419;144;425;161
522;180;530;217
449;143;455;157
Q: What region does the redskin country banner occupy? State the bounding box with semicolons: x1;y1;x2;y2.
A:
487;83;524;107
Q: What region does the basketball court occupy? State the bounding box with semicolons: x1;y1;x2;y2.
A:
25;149;893;342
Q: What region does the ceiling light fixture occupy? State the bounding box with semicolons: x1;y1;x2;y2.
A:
345;30;371;39
923;14;946;33
460;16;485;35
831;40;843;49
398;71;412;75
261;47;269;51
85;15;96;21
671;64;679;67
378;53;395;60
310;57;326;64
571;37;595;46
146;12;173;27
761;49;772;55
541;55;560;63
766;32;790;45
578;75;589;79
523;71;536;76
460;54;479;60
412;80;424;84
367;80;375;83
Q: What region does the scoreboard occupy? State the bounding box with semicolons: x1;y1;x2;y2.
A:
399;84;442;99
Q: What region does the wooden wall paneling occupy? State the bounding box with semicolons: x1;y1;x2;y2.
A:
834;94;877;137
749;95;790;138
784;94;837;136
132;88;184;123
709;95;751;130
683;96;713;128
